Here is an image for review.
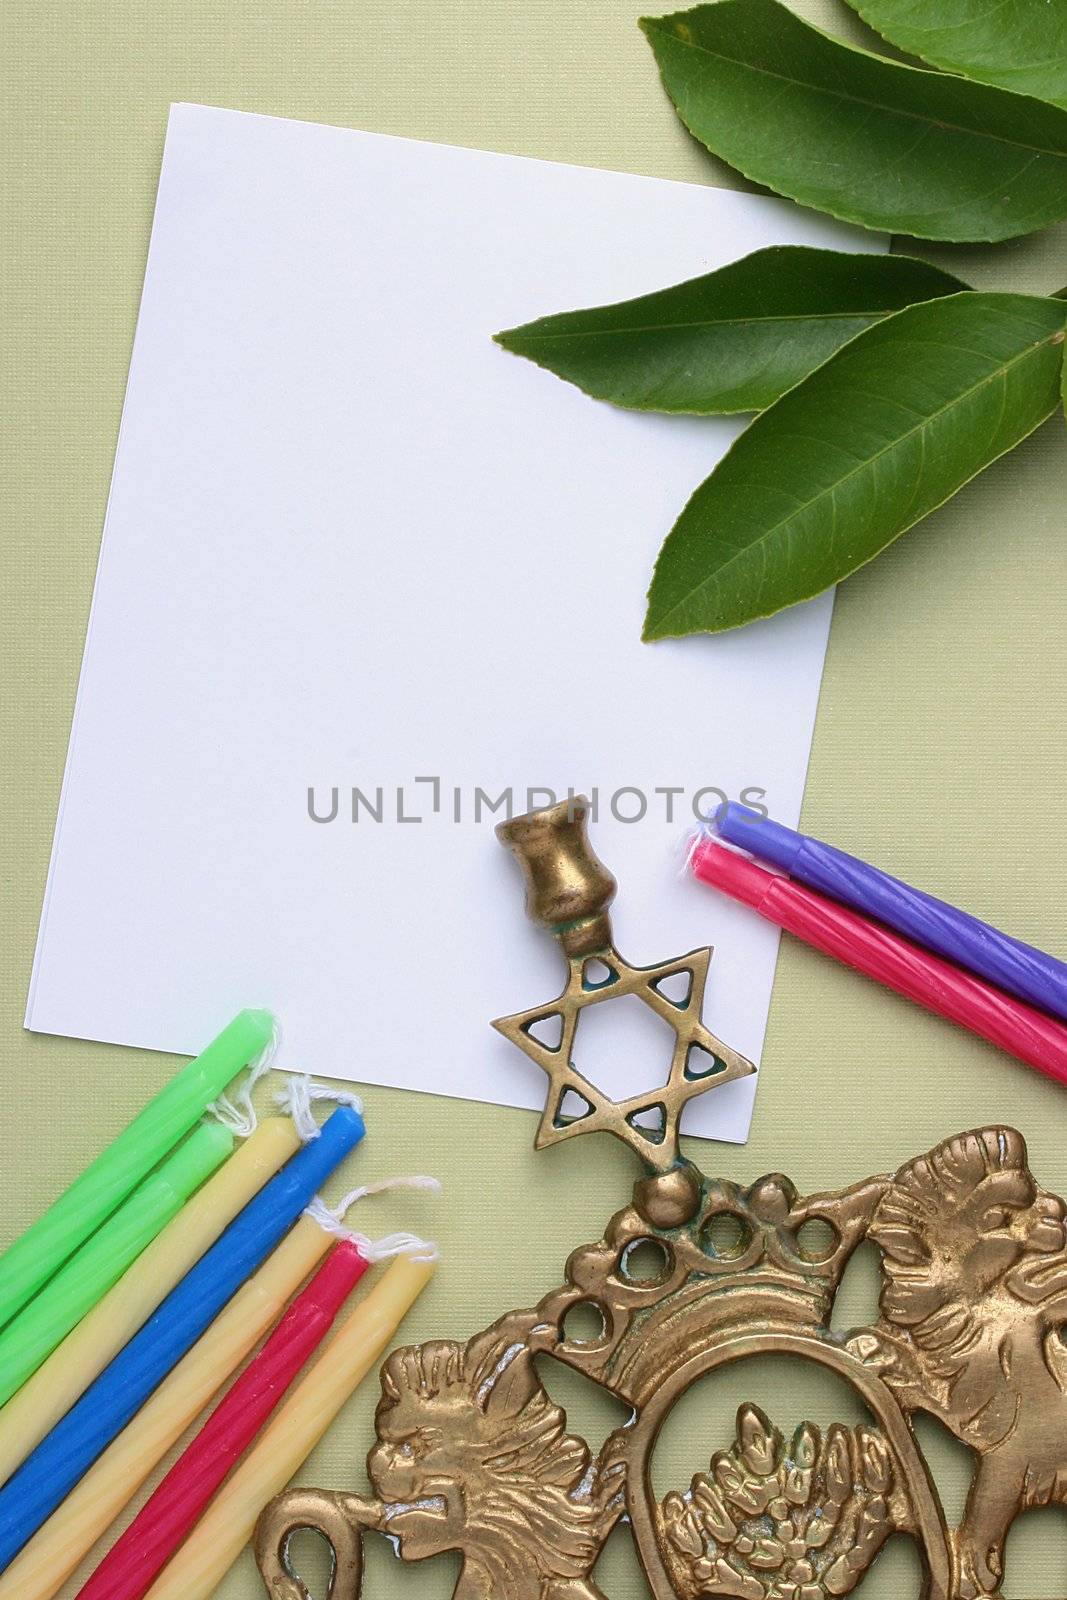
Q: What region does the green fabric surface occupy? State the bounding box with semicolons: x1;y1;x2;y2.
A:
3;3;1066;1595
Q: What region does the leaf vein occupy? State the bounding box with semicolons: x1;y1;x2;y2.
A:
649;23;1067;161
657;333;1055;622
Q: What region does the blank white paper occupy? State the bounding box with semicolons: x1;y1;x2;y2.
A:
27;105;884;1142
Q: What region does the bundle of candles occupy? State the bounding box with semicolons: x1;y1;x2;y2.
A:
691;805;1067;1085
0;1009;438;1600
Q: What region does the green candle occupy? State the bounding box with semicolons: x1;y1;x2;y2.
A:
0;1120;232;1409
0;1009;274;1330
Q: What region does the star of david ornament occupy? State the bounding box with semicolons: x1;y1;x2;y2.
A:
490;798;754;1169
258;799;1067;1600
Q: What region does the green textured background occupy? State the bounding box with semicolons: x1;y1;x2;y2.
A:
3;3;1067;1596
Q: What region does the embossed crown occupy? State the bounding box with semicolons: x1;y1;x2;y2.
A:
532;1162;886;1411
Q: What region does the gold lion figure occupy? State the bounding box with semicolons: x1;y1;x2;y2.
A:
257;1311;626;1600
256;1123;1067;1600
850;1126;1067;1600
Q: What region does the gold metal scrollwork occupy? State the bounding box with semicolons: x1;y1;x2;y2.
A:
256;801;1067;1600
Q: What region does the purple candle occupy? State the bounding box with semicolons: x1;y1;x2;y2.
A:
715;804;1067;1025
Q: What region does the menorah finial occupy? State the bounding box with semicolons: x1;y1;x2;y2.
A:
495;796;616;957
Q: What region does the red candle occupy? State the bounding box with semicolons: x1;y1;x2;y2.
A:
76;1240;369;1600
691;838;1067;1086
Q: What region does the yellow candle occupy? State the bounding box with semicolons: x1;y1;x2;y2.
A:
0;1118;300;1487
0;1213;334;1600
145;1253;435;1600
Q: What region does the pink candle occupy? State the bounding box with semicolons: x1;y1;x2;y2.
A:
691;839;1067;1084
76;1240;369;1600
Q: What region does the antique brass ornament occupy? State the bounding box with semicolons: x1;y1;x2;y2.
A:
256;800;1067;1600
491;798;755;1172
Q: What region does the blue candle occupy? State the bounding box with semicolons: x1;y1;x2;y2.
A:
0;1105;363;1569
715;803;1067;1023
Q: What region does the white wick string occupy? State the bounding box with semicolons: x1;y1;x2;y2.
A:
274;1073;363;1143
679;818;757;883
678;826;710;881
304;1175;441;1262
208;1017;281;1138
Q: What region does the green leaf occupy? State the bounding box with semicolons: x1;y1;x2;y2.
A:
838;0;1067;111
495;248;967;414
640;0;1067;242
643;292;1066;638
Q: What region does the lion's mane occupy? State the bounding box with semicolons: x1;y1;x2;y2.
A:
376;1318;617;1580
868;1128;1027;1381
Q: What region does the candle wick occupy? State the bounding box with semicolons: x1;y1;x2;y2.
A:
207;1015;281;1138
303;1176;441;1262
273;1073;363;1143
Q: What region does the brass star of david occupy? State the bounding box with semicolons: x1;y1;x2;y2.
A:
492;943;754;1171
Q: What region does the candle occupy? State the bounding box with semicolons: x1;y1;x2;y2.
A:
0;1117;300;1486
145;1252;436;1600
77;1240;369;1600
0;1105;364;1572
0;1009;275;1329
715;801;1067;1022
691;839;1067;1083
0;1122;232;1410
0;1214;353;1600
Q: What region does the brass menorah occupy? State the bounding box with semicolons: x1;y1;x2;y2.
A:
256;800;1067;1600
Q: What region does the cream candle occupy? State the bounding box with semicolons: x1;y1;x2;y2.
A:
0;1117;300;1485
144;1252;436;1600
0;1213;341;1600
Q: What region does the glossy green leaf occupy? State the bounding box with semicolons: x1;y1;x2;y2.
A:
640;0;1067;242
643;293;1066;638
839;0;1067;111
495;248;967;414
